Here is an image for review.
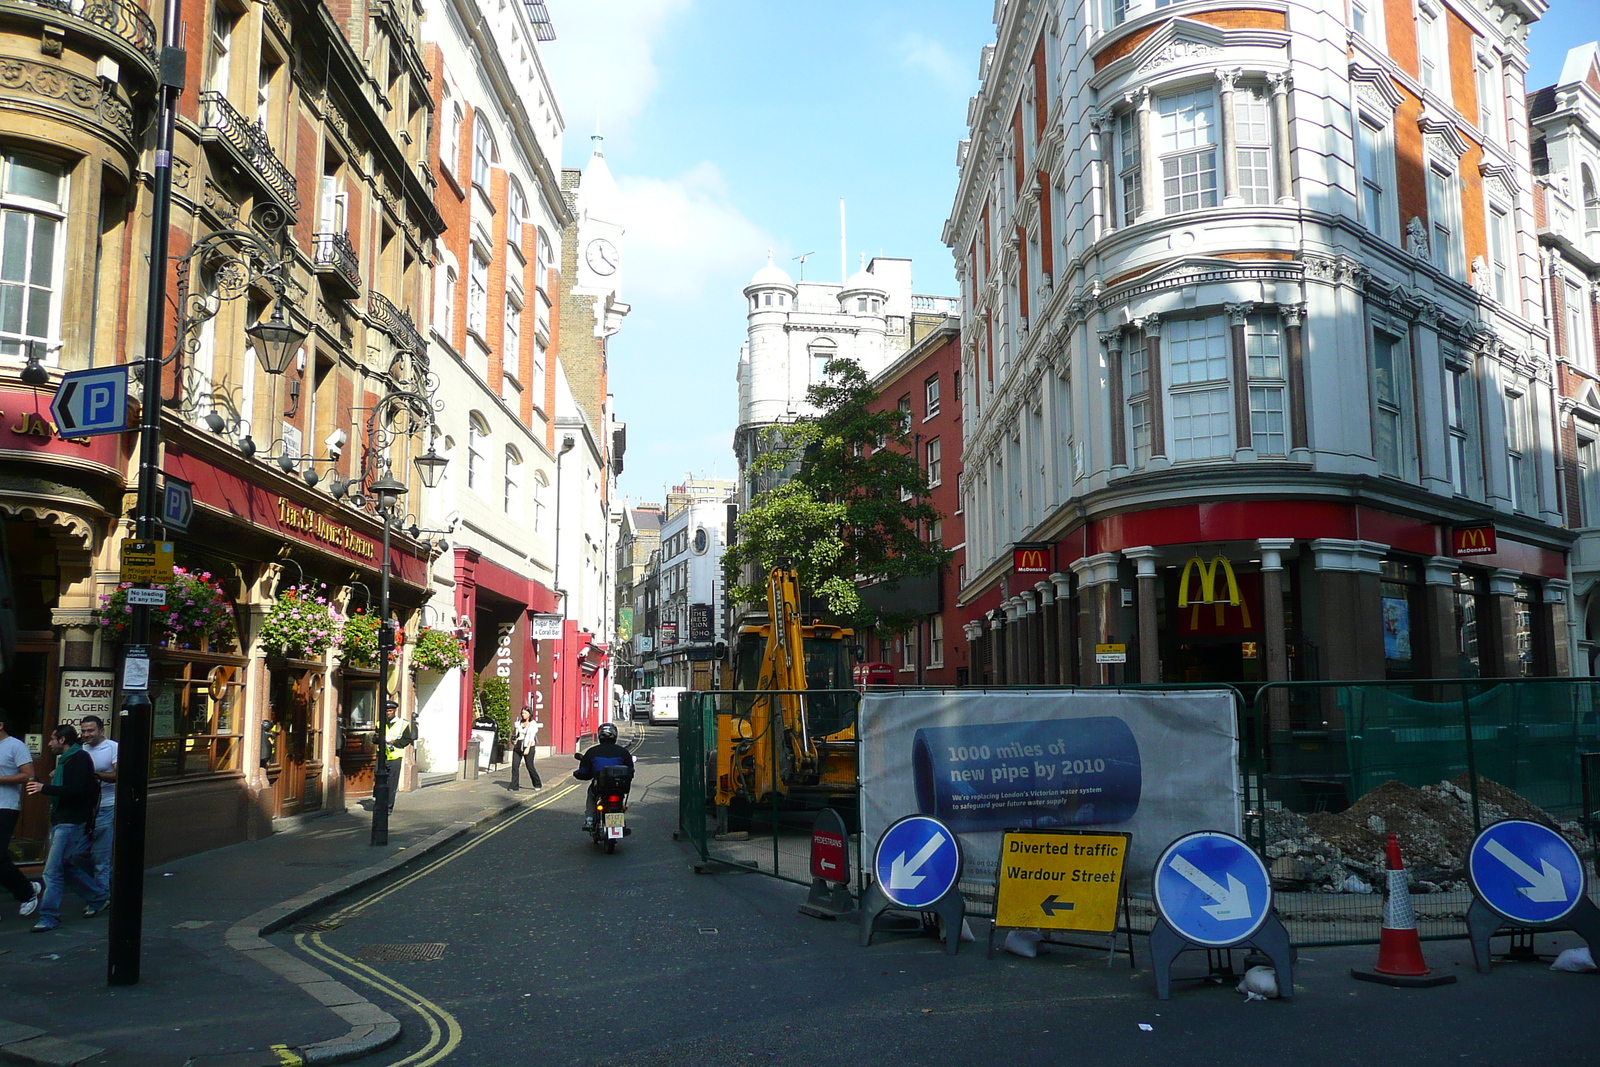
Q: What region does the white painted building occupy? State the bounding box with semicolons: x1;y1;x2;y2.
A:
653;493;733;689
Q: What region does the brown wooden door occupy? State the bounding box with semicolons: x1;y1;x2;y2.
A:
1;644;55;857
269;667;309;817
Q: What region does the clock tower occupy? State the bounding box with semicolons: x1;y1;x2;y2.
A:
573;132;626;324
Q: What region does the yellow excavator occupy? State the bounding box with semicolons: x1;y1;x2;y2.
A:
715;566;858;825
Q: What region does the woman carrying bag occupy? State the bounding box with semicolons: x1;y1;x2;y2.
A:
510;707;543;790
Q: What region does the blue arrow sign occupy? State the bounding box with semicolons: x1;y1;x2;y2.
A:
1468;820;1585;926
874;814;961;910
1153;831;1273;948
50;366;129;438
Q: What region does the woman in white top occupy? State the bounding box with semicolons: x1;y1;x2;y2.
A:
510;707;543;790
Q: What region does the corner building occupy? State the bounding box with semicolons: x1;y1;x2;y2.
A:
950;0;1568;720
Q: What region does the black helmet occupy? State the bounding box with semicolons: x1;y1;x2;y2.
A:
598;722;619;743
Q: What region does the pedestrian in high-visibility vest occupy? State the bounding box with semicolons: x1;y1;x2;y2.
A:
382;702;414;814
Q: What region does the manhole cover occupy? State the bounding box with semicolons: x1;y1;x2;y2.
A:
357;942;447;963
291;921;344;933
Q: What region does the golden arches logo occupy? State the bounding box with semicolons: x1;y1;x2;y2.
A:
1014;548;1049;573
1177;554;1251;630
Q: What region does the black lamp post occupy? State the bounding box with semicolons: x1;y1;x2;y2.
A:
369;467;407;846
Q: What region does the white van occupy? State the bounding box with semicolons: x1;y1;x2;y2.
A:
630;689;653;722
650;686;686;725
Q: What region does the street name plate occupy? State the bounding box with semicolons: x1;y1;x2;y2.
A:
994;829;1129;933
120;539;175;584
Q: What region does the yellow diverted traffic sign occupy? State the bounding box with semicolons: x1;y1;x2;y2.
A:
120;539;175;584
994;829;1130;933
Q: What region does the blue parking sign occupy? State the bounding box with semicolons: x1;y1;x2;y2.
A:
51;366;129;438
1468;820;1585;926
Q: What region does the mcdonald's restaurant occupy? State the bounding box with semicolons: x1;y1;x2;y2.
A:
963;501;1570;708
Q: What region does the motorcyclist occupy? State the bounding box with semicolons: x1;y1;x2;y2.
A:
574;722;634;829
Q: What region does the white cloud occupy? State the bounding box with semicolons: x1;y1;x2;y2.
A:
898;32;971;96
543;0;691;147
616;163;774;302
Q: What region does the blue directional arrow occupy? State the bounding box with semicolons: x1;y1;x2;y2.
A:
874;815;960;910
1468;820;1585;926
1154;831;1273;948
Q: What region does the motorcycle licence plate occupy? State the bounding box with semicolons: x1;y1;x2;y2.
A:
604;813;625;830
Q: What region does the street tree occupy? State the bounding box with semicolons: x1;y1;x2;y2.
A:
723;358;951;633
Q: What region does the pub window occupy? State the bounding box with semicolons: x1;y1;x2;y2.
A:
0;152;67;359
151;656;246;779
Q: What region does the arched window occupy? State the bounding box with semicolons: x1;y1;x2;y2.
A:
507;177;526;242
504;446;522;514
1584;165;1599;232
467;413;489;490
472;115;497;188
533;470;548;532
809;339;837;382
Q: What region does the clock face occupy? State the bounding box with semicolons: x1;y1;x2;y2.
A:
585;238;619;276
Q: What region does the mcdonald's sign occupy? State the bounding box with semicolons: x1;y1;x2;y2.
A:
1452;524;1497;557
1013;542;1051;575
1177;554;1259;636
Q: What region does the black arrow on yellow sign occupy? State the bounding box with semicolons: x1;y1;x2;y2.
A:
1040;895;1074;916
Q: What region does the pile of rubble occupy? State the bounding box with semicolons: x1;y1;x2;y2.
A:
1265;775;1591;894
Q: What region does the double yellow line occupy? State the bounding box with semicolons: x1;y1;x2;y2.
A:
294;779;582;1067
292;726;645;1066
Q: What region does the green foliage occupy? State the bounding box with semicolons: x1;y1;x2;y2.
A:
723;358;951;633
259;584;344;659
411;626;468;674
339;612;383;669
476;677;512;745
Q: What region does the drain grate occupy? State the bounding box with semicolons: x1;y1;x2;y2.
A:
290;921;344;933
357;942;447;963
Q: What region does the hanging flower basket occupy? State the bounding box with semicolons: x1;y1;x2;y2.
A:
259;583;345;660
97;568;236;648
339;611;405;669
411;625;467;674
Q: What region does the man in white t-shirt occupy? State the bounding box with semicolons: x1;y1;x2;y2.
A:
0;711;42;916
78;715;117;914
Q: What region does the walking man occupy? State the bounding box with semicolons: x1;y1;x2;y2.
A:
26;724;103;932
0;711;42;917
79;715;116;912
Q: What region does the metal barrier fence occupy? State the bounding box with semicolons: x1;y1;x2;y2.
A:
676;689;865;895
675;679;1600;949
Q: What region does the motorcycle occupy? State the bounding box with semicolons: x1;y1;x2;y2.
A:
583;762;634;853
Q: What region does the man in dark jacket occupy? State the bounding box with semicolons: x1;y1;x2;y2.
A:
573;723;633;829
25;724;104;932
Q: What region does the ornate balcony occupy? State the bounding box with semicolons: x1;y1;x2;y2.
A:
0;0;157;68
368;290;427;357
312;230;361;299
198;91;300;214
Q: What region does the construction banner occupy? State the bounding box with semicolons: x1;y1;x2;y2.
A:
860;689;1239;891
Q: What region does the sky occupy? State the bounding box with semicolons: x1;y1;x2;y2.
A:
541;1;1595;509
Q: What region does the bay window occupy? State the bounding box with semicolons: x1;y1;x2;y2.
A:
1167;316;1231;461
1158;89;1218;214
1127;339;1152;467
1245;313;1286;454
0;152;66;359
1118;109;1141;225
1234;85;1273;205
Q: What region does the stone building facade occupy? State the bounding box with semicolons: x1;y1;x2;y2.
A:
949;0;1567;731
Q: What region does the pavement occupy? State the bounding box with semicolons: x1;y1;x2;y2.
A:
0;750;576;1067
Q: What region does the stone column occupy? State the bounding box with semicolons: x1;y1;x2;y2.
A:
1141;314;1166;460
1092;118;1113;233
1103;328;1127;470
1217;69;1241;205
1036;581;1057;685
1018;592;1037;684
1487;570;1523;677
1258;538;1294;684
1424;557;1462;680
963;621;984;686
1226;302;1254;457
1268;72;1293;205
1051;572;1074;684
1281;304;1308;454
1544;580;1572;677
1071;553;1122;685
1308;538;1389;682
991;611;1007;686
1123;546;1162;683
1135;87;1158;223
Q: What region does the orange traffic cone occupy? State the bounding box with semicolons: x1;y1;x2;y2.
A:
1351;834;1457;987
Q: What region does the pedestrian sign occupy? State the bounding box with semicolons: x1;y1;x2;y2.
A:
50;365;129;438
873;814;961;910
1468;820;1585;926
1153;831;1272;948
994;829;1128;933
119;539;175;584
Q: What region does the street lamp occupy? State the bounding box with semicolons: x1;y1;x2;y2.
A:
413;444;448;489
369;467;407;847
246;299;310;376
